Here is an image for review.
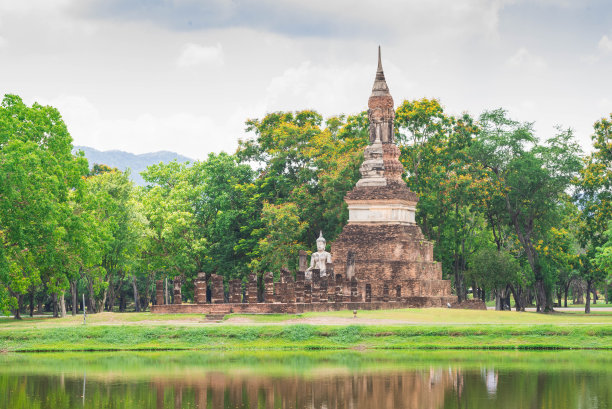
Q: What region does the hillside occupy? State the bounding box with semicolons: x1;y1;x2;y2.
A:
74;146;193;186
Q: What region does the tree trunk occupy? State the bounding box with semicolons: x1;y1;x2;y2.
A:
509;285;522;312
585;280;592;314
132;276;141;312
13;293;22;320
494;290;502;311
454;268;463;303
37;295;44;315
29;289;35;317
504;286;511;310
119;288;126;312
87;279;96;313
107;281;116;312
97;288;107;314
59;292;66;318
592;289;597;305
52;293;58;318
535;280;551;312
71;281;78;316
564;285;569;308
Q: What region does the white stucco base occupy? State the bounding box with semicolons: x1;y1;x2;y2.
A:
346;199;417;225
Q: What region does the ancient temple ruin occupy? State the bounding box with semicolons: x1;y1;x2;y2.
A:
152;48;468;315
330;47;456;307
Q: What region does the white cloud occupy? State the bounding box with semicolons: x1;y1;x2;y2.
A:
0;0;72;13
35;94;229;159
264;60;415;116
599;97;612;111
177;43;224;68
598;35;612;54
265;62;369;113
0;36;6;47
580;34;612;64
507;47;547;70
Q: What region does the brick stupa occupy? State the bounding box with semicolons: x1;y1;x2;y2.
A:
331;48;456;306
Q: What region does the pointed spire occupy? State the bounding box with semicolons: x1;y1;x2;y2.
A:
316;231;325;243
371;46;390;96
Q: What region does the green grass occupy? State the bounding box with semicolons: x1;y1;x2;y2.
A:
1;323;611;352
2;309;611;352
230;308;612;324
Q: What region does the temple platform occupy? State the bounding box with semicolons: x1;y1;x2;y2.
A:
149;297;483;314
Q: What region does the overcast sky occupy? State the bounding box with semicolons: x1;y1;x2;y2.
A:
1;0;611;159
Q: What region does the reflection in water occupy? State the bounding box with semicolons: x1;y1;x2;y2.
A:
482;368;498;396
1;352;611;409
145;369;462;409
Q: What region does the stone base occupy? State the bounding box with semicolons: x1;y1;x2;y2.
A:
150;297;459;314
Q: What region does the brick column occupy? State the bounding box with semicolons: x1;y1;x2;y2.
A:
246;274;258;304
173;277;182;305
280;269;296;304
229;279;242;303
311;270;320;303
335;274;343;304
325;276;335;303
295;271;304;303
155;280;164;305
304;282;312;304
264;272;275;303
285;274;295;304
194;272;207;304
298;250;308;273
210;274;225;304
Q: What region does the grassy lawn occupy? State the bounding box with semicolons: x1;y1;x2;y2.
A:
1;322;611;352
2;308;612;329
1;309;611;352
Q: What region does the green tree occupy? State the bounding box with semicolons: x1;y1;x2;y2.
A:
84;169;145;312
0;95;87;317
594;222;612;282
250;202;308;276
141;153;255;299
396;99;484;301
576;113;612;250
575;113;611;312
237;110;368;268
471;110;582;312
467;247;522;310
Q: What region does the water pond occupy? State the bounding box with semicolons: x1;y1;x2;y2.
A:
1;350;611;408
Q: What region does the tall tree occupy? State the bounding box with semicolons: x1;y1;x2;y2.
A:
237;111;368;270
471;110;582;311
576;113;612;312
85;170;144;312
0;95;87;317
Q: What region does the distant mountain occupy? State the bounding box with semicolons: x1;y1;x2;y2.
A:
74;146;193;186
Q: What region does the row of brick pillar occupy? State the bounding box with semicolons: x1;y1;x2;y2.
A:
154;269;362;305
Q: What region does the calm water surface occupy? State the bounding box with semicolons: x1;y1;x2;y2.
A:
1;350;611;408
